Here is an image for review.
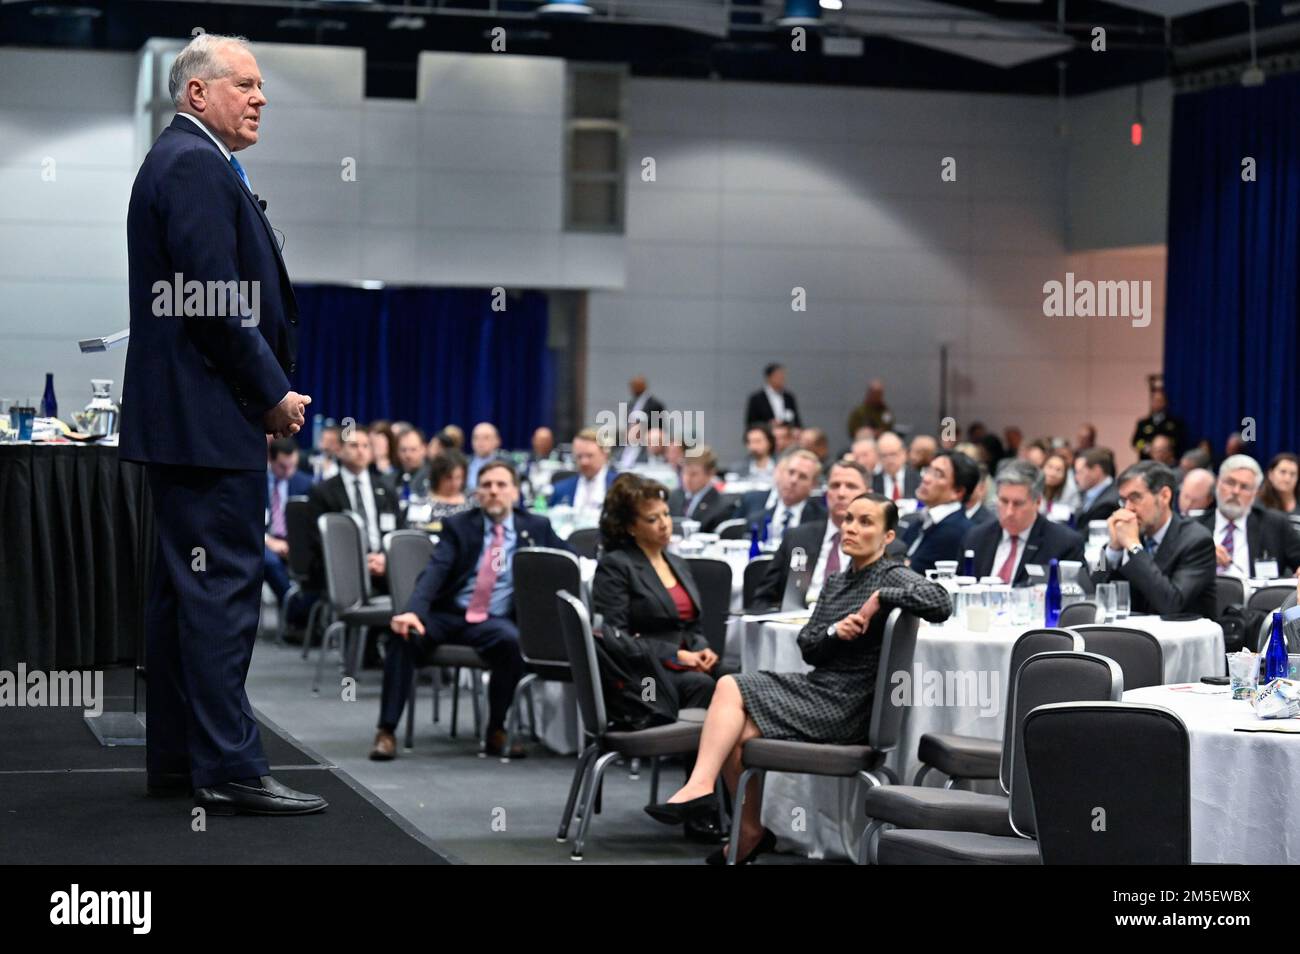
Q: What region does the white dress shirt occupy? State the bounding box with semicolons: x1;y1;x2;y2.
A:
342;467;381;552
176;111;232;160
769;498;808;544
811;520;846;589
764;385;788;423
1213;510;1251;578
575;465;609;513
882;469;908;501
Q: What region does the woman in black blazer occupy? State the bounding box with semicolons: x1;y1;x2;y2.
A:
592;474;724;712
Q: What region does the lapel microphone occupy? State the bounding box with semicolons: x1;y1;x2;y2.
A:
254;194;268;212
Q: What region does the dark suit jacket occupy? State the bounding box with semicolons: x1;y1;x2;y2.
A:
548;468;618;507
668;485;734;533
873;467;921;499
120;115;297;471
1091;512;1216;618
1196;505;1300;577
965;504;996;530
306;469;403;588
753;519;828;610
591;546;707;654
902;508;972;575
738;491;827;533
266;469;313;536
745;388;801;428
1075;482;1121;530
962;514;1085;586
406;507;570;624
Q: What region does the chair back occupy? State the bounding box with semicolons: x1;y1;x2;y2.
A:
566;528;601;560
998;628;1085;793
1247;582;1295;616
284;497;316;581
867;608;920;751
550;469;577;487
715;518;749;541
1071;625;1164;690
1006;651;1123;838
1214;576;1245;619
512;548;583;667
1057;601;1098;627
742;554;775;610
1024;702;1190;864
318;511;368;613
685;557;732;655
384;530;435;616
556;590;606;742
1257;590;1298;652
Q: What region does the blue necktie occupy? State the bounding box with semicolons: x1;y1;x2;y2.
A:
229;154;250;191
1143;536;1157;555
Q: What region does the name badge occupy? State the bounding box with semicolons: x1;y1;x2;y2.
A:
1255;559;1279;580
379;512;397;533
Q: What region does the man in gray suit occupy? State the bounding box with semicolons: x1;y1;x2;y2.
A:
1091;461;1216;618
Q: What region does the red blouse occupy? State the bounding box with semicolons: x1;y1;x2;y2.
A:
665;581;697;622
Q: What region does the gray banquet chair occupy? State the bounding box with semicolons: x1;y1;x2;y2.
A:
741;553;775;612
565;527;601;560
1071;624;1164;690
1057;600;1098;628
313;511;393;693
280;496;324;649
685;556;733;656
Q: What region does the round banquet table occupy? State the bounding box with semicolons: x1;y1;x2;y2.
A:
728;612;1225;861
1123;683;1300;864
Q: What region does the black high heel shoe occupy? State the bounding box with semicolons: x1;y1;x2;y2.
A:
706;828;776;865
644;793;718;826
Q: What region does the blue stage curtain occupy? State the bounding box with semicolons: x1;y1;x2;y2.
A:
289;286;551;449
1164;72;1300;462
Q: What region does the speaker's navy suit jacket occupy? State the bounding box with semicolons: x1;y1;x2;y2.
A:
120;115;298;471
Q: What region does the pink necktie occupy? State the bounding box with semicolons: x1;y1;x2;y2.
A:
825;531;841;576
270;481;286;538
1218;522;1235;575
997;535;1019;584
465;523;506;624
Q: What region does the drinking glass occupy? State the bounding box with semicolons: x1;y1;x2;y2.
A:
1010;587;1034;625
1114;581;1131;620
1095;583;1117;623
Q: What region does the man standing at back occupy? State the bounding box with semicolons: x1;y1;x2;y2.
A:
120;34;325;815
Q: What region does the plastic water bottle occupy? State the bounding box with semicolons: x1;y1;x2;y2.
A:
1263;612;1289;682
962;549;975;578
1045;558;1062;627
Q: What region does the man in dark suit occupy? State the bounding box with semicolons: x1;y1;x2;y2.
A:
745;363;801;428
264;436;315;627
1132;387;1186;460
627;375;666;425
119;35;325;815
737;448;826;543
752;460;870;610
392;427;431;502
1197;455;1300;578
307;428;401;595
872;431;921;501
963;460;1085;585
964;463;996;529
1074;447;1120;530
1091;461;1216;618
549;427;617;511
667;445;733;533
374;461;570;760
901;450;977;574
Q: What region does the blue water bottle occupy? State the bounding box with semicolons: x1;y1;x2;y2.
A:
40;373;57;419
1045;558;1062;627
962;549;975;578
1264;612;1289;682
748;525;761;560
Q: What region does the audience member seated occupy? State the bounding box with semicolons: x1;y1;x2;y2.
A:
1040;449;1080;518
592;475;726;715
872;431;920;502
312;423;341;482
667;445;732;532
418;449;475;531
746;362;801;428
798;427;832;469
1149;433;1178;468
549;427;617;512
846;378;894;438
1178;467;1216;516
644;493;951;864
963;460;1085;585
964;463;996;528
524;426;557;497
1074;447;1119;529
372;461;570;761
1090;461;1215;618
849;435;878;476
1075;422;1097;451
1196;454;1300;579
466;422;503;488
752;460;869;609
1179;445;1212;480
772;420;797;455
738;449;826;545
900;450;977;574
307;428;400;596
264;437;315;631
393;427;431;502
1021;439;1048;469
908;434;938;471
368;421;397;478
730;423;776;480
1259;452;1300;515
435;424;464;456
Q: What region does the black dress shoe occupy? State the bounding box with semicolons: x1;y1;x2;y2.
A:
706;828;777;865
684;814;728;844
146;772;192;797
644;793;718;826
193;776;328;816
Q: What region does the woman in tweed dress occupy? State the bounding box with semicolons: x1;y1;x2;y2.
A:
646;492;951;862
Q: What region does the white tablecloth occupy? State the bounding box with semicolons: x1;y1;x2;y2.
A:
1124;684;1300;864
731;612;1225;861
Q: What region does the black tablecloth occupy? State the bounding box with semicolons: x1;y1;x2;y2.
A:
0;444;154;670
